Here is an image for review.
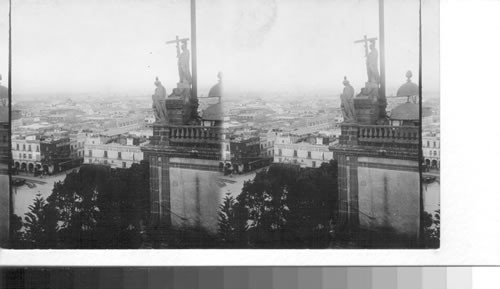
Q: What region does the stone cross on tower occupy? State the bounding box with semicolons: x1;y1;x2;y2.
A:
166;36;190;57
354;35;378;58
166;36;191;86
352;0;387;122
354;35;379;84
164;0;198;98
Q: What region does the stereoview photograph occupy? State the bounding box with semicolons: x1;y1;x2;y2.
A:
2;0;439;249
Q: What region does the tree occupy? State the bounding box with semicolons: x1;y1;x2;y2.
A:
284;161;338;248
422;209;440;248
217;193;248;248
218;160;339;248
23;193;59;248
19;162;151;249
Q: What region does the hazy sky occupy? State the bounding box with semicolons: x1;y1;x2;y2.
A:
11;0;439;98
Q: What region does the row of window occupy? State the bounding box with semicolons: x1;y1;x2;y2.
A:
425;150;439;156
87;150;139;160
260;141;275;150
425;140;439;148
14;143;40;152
277;149;316;159
18;152;34;160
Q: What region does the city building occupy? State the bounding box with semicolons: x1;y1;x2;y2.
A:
274;135;333;168
12;135;42;174
40;136;78;174
259;130;277;158
230;135;262;172
69;132;87;159
331;72;421;246
287;114;335;135
423;132;440;169
84;137;144;169
0;106;8;165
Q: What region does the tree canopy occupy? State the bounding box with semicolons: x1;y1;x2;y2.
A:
218;161;339;248
15;163;149;249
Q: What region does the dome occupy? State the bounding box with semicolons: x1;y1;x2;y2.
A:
396;70;419;97
202;103;223;121
396;81;419;98
208;82;221;98
390;102;419;120
208;72;222;98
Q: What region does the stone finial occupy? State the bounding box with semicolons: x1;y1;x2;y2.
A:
406;70;413;82
397;70;419;101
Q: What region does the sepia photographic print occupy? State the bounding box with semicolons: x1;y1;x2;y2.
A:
1;0;439;250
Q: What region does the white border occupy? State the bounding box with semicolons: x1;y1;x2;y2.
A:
1;0;500;266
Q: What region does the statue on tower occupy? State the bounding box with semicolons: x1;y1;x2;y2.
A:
164;36;199;125
340;76;356;123
366;40;380;84
178;40;192;85
166;36;192;86
355;35;380;85
152;77;168;122
352;35;386;124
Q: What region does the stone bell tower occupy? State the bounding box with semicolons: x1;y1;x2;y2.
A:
332;31;421;247
143;75;223;236
142;29;222;242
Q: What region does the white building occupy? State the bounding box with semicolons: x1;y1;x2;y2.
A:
423;132;440;169
273;135;333;168
84;138;143;169
12;135;42;173
222;130;231;161
69;132;86;159
259;130;277;158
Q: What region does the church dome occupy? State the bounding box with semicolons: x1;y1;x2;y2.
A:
390;102;419;120
396;81;419;98
202;103;223;121
396;70;419;98
208;82;221;98
208;72;222;98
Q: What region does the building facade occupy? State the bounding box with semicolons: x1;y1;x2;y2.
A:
259;130;276;158
40;137;74;174
142;82;223;239
423;132;440;169
230;136;262;172
12;136;42;174
84;141;144;169
274;136;333;168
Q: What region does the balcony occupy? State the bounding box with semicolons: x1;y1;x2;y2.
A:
152;125;222;150
340;124;419;149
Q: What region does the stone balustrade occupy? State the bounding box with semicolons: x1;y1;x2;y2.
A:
152;124;222;150
340;124;419;149
169;125;221;145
